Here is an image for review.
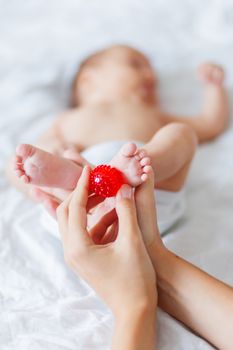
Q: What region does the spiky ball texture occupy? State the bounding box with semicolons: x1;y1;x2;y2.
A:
89;165;126;197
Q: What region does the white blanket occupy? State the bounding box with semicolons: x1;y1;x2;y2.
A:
1;1;233;349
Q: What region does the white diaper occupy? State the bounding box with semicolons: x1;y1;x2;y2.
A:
41;140;185;237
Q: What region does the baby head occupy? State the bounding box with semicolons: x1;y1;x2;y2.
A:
72;45;157;106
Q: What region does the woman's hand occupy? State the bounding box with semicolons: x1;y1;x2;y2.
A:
134;170;164;250
56;165;156;319
134;168;233;350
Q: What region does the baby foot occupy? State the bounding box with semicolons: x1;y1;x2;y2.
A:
14;144;83;190
63;148;92;167
110;142;151;187
198;63;225;86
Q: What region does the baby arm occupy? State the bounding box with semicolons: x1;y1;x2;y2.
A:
160;63;229;143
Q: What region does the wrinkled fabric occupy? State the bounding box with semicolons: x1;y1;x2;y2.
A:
1;1;233;349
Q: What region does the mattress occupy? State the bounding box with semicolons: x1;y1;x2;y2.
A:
1;1;233;349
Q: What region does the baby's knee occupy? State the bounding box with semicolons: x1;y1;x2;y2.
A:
168;122;197;154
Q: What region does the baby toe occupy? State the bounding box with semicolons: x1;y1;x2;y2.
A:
21;174;30;184
14;162;22;170
138;150;147;159
14;155;22;164
121;142;137;157
141;173;148;182
140;157;150;166
15;169;24;177
143;165;152;174
16;144;35;160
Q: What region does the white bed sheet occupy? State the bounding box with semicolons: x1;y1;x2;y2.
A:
0;1;233;349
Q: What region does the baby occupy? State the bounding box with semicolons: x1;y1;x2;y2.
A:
7;45;229;233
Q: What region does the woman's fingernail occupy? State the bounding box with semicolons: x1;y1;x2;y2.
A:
119;185;133;199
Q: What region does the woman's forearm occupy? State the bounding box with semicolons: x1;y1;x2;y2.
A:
150;246;233;349
112;303;157;350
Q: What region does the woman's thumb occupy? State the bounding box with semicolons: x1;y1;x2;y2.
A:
116;184;138;235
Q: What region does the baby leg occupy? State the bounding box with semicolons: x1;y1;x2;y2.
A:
13;142;151;194
161;63;229;143
89;131;196;227
14;144;83;190
143;123;197;191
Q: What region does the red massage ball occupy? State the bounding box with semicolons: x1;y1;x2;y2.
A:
89;165;126;198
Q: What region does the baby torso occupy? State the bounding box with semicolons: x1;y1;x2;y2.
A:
57;102;162;150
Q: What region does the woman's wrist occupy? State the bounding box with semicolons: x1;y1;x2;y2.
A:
113;301;157;350
114;298;156;324
147;242;178;298
147;240;169;269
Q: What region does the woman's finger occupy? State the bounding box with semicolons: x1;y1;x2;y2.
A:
56;200;69;243
30;187;60;203
115;184;140;241
87;194;105;212
43;197;61;218
89;208;117;243
101;221;118;244
30;187;61;218
135;168;162;246
68;166;92;246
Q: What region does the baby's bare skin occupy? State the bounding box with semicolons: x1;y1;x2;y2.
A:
14;142;151;189
7;45;229;205
50;102;162;150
